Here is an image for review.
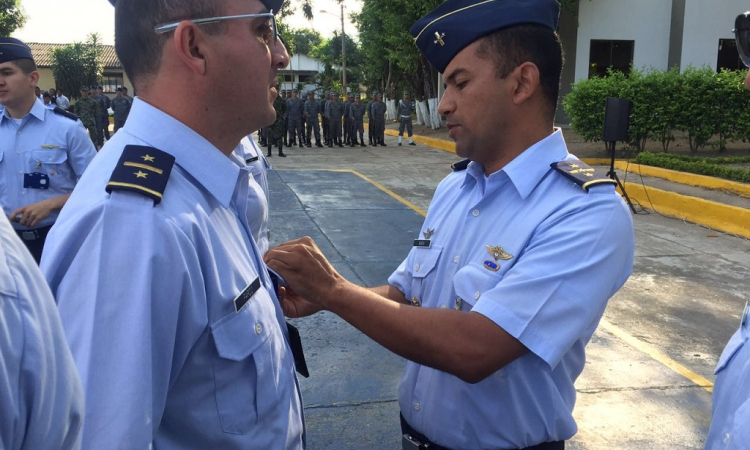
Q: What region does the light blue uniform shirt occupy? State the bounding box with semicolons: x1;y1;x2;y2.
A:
234;136;271;254
705;303;750;450
389;130;635;449
0;215;84;450
41;99;305;449
0;99;95;229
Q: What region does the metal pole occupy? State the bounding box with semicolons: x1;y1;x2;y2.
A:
341;2;347;96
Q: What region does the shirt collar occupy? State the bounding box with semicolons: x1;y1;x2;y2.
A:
123;98;241;208
460;129;569;198
1;98;46;123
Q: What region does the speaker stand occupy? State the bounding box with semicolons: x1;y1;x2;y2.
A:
606;141;637;214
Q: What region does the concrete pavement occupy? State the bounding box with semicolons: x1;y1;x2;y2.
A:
263;130;750;449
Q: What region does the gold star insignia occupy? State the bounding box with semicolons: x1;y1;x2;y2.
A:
141;154;155;162
134;171;148;179
585;173;594;177
570;164;579;169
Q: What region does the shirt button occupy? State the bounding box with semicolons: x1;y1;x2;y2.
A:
724;433;731;444
453;256;459;263
472;209;480;217
255;323;263;335
414;403;420;411
440;305;447;309
474;292;480;300
415;264;420;272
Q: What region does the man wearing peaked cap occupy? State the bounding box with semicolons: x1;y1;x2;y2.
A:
41;0;305;449
264;0;635;449
0;35;90;450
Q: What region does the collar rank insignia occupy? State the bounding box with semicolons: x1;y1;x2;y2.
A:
414;227;434;248
106;145;175;205
551;160;616;192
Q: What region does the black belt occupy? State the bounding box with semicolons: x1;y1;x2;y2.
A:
15;225;53;242
400;413;564;450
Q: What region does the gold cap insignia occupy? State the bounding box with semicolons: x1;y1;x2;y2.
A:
434;32;446;46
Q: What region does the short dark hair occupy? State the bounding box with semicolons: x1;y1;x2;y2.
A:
475;24;564;121
115;0;224;87
14;58;37;75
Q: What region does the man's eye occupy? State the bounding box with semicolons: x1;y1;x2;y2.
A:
456;81;468;90
258;22;273;43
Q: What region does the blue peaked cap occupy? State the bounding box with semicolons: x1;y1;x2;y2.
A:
410;0;560;73
107;0;285;13
0;37;33;64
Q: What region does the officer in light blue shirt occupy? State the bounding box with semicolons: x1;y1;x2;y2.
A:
703;12;750;450
0;37;96;262
0;215;84;450
264;1;635;449
40;0;305;448
235;135;271;254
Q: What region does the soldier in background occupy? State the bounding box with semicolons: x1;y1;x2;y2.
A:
73;86;99;148
367;91;376;145
325;92;344;147
343;93;354;146
95;85;111;145
111;87;132;133
286;89;304;147
303;91;323;147
397;91;416;146
55;88;70;110
370;93;387;146
321;91;330;145
267;91;287;158
122;86;133;102
349;93;366;147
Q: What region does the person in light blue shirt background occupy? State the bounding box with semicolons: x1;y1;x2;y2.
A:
0;37;96;262
265;0;635;449
0;215;84;450
703;12;750;450
40;0;305;448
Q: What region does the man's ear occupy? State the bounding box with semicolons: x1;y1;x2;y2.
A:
510;62;541;106
29;71;40;87
172;21;208;75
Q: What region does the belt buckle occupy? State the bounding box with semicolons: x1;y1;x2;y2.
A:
402;434;430;450
21;230;38;241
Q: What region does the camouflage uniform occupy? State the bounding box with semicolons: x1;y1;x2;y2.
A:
303;96;323;147
94;92;111;145
265;95;287;157
74;96;100;147
324;97;344;147
111;95;132;132
349;99;366;146
371;98;387;146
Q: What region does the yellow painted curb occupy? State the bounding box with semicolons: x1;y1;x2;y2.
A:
615;162;750;199
621;181;750;239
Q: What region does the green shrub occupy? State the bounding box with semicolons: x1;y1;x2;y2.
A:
635;152;750;182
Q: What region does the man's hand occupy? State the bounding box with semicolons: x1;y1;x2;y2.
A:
264;236;346;310
277;285;323;318
9;198;61;228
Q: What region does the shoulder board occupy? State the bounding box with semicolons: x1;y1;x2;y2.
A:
451;159;470;172
106;145;175;205
53;107;79;121
551;160;617;192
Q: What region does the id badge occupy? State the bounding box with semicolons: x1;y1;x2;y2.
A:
23;172;50;189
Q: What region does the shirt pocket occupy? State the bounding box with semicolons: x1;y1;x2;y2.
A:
30;148;73;179
410;246;442;306
452;263;503;311
210;292;276;434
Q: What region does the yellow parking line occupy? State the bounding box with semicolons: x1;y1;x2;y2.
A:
333;169;427;216
599;319;714;392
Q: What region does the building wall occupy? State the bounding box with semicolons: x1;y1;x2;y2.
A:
36;68;134;101
680;0;747;70
574;0;672;81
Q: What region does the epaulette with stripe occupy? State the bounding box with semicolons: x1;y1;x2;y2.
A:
451;159;470;171
551;160;617;192
106;145;175;205
53;107;79;122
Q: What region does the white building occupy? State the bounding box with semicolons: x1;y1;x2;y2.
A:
553;0;746;122
278;53;329;95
